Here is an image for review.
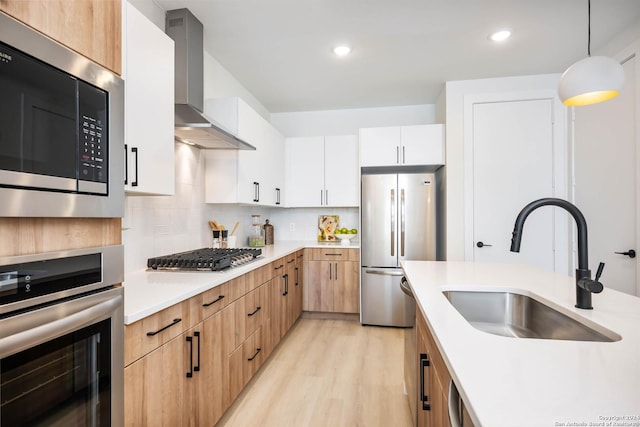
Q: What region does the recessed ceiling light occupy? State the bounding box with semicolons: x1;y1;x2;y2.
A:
489;29;512;42
333;45;351;56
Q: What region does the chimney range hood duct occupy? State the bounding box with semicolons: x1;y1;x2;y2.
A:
166;9;255;150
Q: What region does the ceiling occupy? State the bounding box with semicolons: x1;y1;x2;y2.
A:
154;0;640;113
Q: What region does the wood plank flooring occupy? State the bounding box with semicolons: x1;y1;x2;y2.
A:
216;316;413;427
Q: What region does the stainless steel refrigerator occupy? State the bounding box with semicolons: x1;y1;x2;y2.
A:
360;168;444;327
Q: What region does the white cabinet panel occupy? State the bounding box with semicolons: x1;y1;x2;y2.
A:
359;124;444;167
124;3;175;195
205;98;285;206
285;135;358;207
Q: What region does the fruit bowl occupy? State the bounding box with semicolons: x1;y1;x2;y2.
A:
334;232;357;245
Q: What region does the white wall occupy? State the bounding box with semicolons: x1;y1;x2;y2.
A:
271;104;436;137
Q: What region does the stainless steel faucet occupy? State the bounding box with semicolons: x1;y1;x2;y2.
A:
510;197;604;309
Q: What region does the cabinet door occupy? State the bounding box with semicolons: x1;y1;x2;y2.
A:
0;0;122;74
195;312;224;427
293;251;304;320
333;260;360;313
305;260;333;311
124;3;174;195
285;137;325;207
124;333;188;426
324;135;359;207
401;125;445;166
268;127;286;206
359;127;401;166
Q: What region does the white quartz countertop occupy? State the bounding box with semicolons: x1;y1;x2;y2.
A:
123;240;359;324
401;261;640;427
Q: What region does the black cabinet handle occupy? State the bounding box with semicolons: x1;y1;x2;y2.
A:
248;348;261;361
124;144;128;185
282;274;289;296
248;306;262;317
324;253;343;256
295;266;299;286
615;249;636;258
146;318;181;336
203;295;225;307
274;264;284;271
419;353;431;411
131;147;139;187
334;263;338;281
193;331;201;372
476;241;492;248
186;336;194;378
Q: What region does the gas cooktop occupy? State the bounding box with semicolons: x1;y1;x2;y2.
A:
147;248;262;271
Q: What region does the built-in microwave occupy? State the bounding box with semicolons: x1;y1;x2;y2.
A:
0;11;124;217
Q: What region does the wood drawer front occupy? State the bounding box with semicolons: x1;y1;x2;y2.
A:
125;298;196;366
222;285;267;354
200;281;230;317
271;258;286;278
226;326;264;405
308;248;359;261
246;263;271;291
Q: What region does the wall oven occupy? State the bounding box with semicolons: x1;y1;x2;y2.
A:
0;246;124;426
0;11;124;217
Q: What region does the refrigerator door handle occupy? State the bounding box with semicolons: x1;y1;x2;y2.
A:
391;189;395;257
364;269;404;276
401;188;406;257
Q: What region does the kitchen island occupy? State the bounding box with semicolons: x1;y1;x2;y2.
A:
402;261;640;427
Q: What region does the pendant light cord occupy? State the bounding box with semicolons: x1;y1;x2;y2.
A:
587;0;591;56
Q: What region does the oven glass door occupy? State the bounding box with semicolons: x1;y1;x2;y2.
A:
1;318;111;426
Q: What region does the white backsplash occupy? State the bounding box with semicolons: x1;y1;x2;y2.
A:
122;142;359;274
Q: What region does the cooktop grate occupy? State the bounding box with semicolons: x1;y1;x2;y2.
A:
147;248;262;271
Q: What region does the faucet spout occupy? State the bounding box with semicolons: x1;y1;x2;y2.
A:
510;197;603;309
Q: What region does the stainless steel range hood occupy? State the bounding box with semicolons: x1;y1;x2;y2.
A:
166;9;255;150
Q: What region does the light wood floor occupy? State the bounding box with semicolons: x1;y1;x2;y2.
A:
216;316;413;427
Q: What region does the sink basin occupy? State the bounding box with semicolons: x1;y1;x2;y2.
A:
442;290;620;342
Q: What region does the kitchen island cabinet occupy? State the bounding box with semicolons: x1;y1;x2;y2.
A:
285;135;359;207
402;260;640;426
359;124;444;167
304;248;359;313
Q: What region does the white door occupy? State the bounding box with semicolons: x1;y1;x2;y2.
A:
574;57;638;296
324;135;359;207
285;137;324;207
469;98;561;272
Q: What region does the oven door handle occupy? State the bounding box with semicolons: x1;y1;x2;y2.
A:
0;294;123;359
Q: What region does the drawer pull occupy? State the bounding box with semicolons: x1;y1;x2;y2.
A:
247;306;262;317
248;348;261;361
203;295;225;307
146;318;182;336
287;259;295;264
274;264;284;270
324;253;343;256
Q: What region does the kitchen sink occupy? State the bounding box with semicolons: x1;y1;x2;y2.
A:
442;290;621;342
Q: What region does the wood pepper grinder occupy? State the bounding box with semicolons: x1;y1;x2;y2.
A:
263;219;274;245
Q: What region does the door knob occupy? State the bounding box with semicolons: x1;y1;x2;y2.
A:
614;249;636;258
476;241;492;248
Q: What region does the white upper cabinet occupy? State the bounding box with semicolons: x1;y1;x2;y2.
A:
286;135;359;207
205;98;285;206
359;124;445;167
124;3;175;195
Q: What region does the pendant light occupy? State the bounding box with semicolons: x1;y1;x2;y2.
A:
557;0;624;106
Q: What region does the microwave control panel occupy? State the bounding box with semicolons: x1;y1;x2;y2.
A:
78;81;108;194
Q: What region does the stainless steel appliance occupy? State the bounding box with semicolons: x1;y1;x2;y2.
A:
147;247;262;271
360;166;444;327
448;380;476;427
0;11;124;217
0;246;124;426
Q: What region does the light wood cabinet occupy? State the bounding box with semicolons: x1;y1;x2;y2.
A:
416;306;450;427
359;124;445;167
285;135;359;207
124;254;303;426
124;312;223;427
123;2;174;195
304;248;359;313
0;0;122;74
